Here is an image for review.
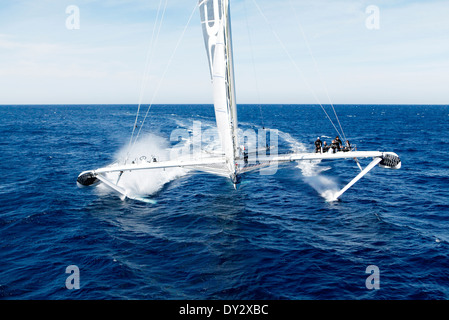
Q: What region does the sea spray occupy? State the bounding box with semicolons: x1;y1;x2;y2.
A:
277;131;341;201
97;134;189;198
303;175;340;202
96;119;226;199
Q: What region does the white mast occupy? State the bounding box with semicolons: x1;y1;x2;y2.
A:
199;0;240;184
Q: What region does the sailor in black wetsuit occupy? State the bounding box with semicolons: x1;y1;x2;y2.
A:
241;146;248;165
330;140;338;153
314;137;322;153
335;136;342;151
322;141;329;153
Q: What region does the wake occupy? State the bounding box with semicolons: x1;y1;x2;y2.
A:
277;131;340;201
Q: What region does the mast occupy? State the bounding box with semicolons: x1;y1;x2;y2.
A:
223;0;239;162
199;0;240;184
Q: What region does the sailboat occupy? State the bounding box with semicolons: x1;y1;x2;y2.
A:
77;0;401;201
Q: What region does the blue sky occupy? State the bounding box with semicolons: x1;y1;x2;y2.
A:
0;0;448;104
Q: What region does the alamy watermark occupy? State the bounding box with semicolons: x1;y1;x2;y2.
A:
365;265;380;290
66;5;80;30
167;121;279;176
65;265;80;290
365;5;380;30
63;264;381;292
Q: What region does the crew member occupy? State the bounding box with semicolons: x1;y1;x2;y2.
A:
314;137;322;153
330;140;338;153
335;136;342;151
243;146;248;165
343;140;351;152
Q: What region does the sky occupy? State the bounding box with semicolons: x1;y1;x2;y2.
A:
0;0;448;105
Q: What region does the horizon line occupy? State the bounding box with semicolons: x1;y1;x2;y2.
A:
1;103;448;106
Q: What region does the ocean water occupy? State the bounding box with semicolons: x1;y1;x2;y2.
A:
0;104;448;300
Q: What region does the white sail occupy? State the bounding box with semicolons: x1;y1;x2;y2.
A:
199;0;239;183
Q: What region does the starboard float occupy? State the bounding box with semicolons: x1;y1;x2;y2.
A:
77;0;401;202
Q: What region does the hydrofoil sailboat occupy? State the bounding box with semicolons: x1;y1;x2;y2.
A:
77;0;401;201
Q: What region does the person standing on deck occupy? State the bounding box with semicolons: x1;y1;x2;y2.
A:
314;137;322;153
335;136;342;151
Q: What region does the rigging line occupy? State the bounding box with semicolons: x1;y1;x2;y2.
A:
250;0;343;139
288;0;348;143
129;0;170;151
243;0;264;129
128;0;168;155
129;2;199;154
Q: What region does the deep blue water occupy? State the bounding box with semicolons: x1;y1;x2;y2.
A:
1;104;448;300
